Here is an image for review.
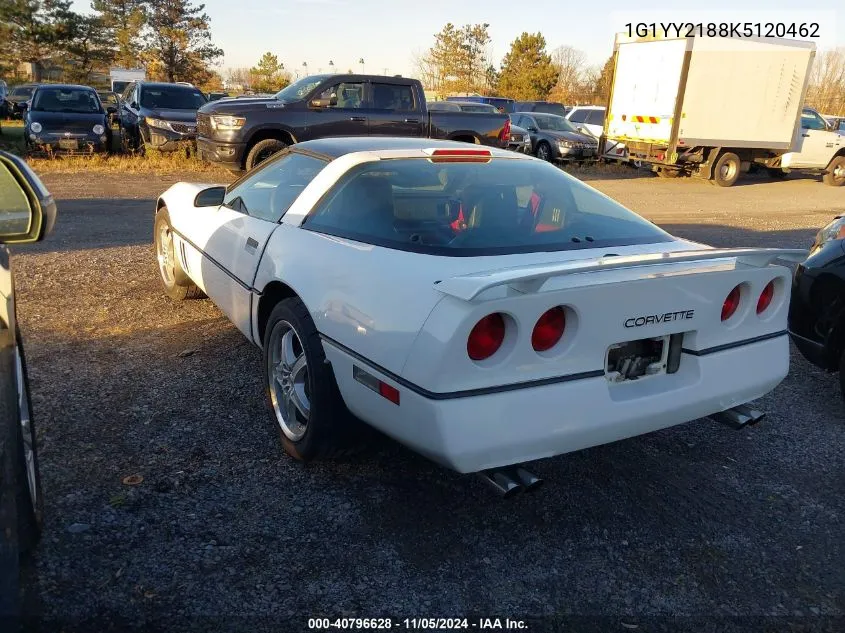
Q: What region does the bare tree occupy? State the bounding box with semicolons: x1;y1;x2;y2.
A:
806;48;845;115
549;45;587;103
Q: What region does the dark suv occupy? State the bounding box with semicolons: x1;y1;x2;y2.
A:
117;81;207;152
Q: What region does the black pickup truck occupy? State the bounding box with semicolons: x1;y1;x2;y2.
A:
196;74;511;171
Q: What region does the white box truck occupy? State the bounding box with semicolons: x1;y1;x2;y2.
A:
604;36;845;186
109;68;146;94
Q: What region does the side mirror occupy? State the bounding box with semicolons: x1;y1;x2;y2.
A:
130;102;138;110
107;106;117;114
194;185;226;207
309;96;337;108
0;151;56;244
527;126;537;133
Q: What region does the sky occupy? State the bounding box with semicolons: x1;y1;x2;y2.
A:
70;0;843;78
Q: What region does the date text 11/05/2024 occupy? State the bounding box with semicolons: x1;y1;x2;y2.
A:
624;22;820;39
308;618;528;630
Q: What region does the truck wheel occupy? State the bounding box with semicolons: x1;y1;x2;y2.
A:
535;142;552;162
713;152;740;187
823;156;845;187
246;139;287;171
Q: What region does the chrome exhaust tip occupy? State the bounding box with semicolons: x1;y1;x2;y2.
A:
508;466;543;492
710;404;766;430
478;469;523;498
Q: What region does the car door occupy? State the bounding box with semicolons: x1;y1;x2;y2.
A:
366;82;423;137
198;152;329;337
788;109;841;167
305;81;368;140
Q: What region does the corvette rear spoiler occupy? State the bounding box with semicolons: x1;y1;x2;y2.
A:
434;248;808;301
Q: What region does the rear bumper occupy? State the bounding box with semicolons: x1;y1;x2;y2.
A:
197;136;245;169
323;334;789;473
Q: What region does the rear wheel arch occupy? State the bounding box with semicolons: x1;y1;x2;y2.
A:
243;128;296;168
257;281;301;345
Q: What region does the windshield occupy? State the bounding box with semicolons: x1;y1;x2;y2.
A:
11;86;34;98
31;87;102;113
139;86;207;110
274;75;331;102
304;157;670;256
534;115;578;133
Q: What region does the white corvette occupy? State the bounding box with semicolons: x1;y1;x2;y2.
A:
154;137;804;491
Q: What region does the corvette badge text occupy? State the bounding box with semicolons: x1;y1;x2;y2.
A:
624;310;695;328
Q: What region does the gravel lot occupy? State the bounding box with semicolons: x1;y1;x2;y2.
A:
10;167;845;632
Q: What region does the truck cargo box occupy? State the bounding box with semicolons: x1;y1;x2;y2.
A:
605;36;815;151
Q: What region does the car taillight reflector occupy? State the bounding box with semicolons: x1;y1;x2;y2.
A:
532;307;566;352
757;281;775;314
429;148;493;163
467;313;506;361
721;285;742;321
352;365;400;405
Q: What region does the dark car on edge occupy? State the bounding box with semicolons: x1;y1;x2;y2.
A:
510;112;598;163
118;81;207;152
429;101;531;153
25;84;112;154
196;74;511;171
788;216;845;396
7;84;38;119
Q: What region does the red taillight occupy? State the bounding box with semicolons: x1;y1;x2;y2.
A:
429;148;492;163
757;281;775;314
721;285;742;321
499;117;511;141
467;313;506;361
532;307;566;352
378;381;400;405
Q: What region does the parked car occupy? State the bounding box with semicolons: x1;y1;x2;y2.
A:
25;84;112;155
7;84;37;119
0;150;56;618
445;95;515;113
118;81;207;153
789;215;845;395
97;90;120;126
430;101;530;153
566;105;632;163
152;137;804;493
510;112;598;162
196;74;510;171
0;80;8;119
514;101;568;117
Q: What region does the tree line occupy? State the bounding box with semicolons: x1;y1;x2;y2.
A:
415;22;845;114
0;0;223;90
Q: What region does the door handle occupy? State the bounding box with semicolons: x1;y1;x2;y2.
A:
349;116;366;122
245;237;259;252
802;133;810;137
404;118;420;123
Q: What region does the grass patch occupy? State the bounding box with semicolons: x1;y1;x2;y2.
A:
0;124;230;176
1;119;24;127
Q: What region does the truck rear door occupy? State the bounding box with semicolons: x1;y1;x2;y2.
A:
606;39;687;145
305;80;368;140
366;81;424;137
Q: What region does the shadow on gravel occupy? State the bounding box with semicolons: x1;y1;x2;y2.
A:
14;198;157;255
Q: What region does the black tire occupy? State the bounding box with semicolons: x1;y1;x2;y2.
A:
535;141;552;162
262;297;362;461
13;333;42;554
766;167;787;179
712;152;741;187
823;156;845;187
154;208;205;301
245;139;287;171
0;334;42;622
